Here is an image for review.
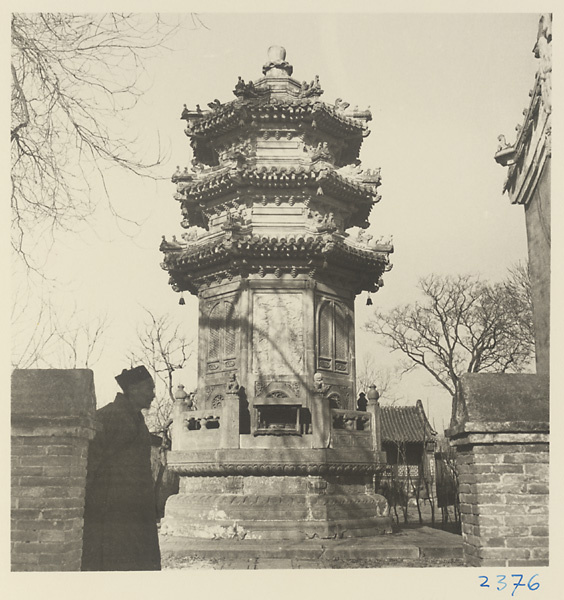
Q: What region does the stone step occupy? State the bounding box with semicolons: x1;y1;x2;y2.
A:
160;526;463;566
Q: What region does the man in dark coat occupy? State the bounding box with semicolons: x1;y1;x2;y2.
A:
81;366;161;571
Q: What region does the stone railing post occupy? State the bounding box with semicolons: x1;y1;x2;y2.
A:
311;376;331;449
221;387;242;448
11;369;97;571
447;373;549;567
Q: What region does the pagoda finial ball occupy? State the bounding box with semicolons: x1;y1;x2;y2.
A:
267;46;286;62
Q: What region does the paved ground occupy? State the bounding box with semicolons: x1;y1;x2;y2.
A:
160;526;465;570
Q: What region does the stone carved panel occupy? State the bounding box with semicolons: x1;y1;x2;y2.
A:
252;292;304;376
255;380;301;398
205;384;227;409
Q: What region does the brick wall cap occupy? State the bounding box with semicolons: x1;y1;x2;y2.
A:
446;420;549;438
450;373;549;430
12;369;96;418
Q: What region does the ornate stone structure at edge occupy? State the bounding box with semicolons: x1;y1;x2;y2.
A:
446;15;551;567
159;47;393;540
494;14;551;375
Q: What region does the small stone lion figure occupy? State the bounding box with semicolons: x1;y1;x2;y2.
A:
227;372;240;394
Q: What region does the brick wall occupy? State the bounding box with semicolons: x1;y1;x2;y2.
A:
11;370;97;571
447;374;549;567
455;440;548;567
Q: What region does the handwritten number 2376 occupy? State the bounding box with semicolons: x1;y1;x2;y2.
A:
479;575;540;596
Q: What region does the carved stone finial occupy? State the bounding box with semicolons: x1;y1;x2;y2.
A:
268;45;286;62
263;45;293;77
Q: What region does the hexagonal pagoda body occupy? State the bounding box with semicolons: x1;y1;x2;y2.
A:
160;47;393;541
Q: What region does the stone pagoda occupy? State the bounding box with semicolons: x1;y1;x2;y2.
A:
159;46;393;540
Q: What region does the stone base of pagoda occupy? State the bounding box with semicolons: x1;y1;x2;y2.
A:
160;450;392;541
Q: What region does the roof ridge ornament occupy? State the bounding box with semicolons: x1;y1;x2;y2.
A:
263;45;293;77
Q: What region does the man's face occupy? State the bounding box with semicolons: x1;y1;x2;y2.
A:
127;379;155;411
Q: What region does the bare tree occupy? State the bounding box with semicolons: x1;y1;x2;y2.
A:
365;268;535;398
10;13;192;270
503;261;535;348
11;292;109;369
127;308;194;433
355;353;399;403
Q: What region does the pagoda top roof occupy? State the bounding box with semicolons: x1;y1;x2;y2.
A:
180;47;372;166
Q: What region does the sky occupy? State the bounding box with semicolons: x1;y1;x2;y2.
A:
10;11;544;432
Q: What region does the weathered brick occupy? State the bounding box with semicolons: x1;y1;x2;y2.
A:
526;505;549;515
480;547;530;560
531;548;549;559
530;526;549;536
15;497;50;510
504;493;548;505
11;529;40;542
480;526;530;537
12;541;46;554
17;455;74;468
506;536;548;548
11;509;44;521
478;558;509;567
38;508;84;520
474;494;503;504
503;558;544;567
471;456;502;466
471;483;517;494
12;486;44;498
472;514;504;526
17;476;71;487
479;473;503;483
38;530;66;543
490;464;524;474
17;497;82;511
461;513;480;526
462;522;475;534
12;519;65;531
45;445;76;456
507;515;547;527
475;445;523;454
523;463;549;476
12;466;44;477
12;445;48;456
41;466;71;477
11;553;39;565
482;537;506;547
475;505;529;516
526;483;549;495
462;533;482;547
504;453;548;464
500;473;527;485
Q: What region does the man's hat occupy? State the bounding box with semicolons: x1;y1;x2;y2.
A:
115;365;153;390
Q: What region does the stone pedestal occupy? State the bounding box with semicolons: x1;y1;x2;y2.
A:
161;471;390;541
11;369;97;571
447;374;549;567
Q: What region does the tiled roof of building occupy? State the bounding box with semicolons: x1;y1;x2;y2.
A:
381;399;437;443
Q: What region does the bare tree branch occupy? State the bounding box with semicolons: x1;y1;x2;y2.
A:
10;13;195;270
365;268;535;398
127;308;194;432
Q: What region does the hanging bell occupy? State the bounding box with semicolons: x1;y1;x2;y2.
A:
179;294;186;306
366;293;373;306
